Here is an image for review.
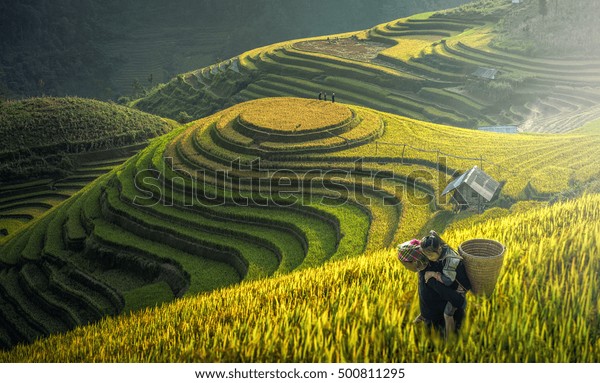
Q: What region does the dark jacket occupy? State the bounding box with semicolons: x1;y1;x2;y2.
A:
418;256;471;324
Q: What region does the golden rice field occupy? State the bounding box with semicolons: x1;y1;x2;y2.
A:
237;97;352;132
1;193;598;362
378;35;443;61
194;98;600;203
338;110;600;199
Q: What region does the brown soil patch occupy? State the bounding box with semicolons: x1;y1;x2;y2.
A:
293;38;390;62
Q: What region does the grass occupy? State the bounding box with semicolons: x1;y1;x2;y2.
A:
445;39;600;82
419;87;488;113
114;166;307;275
371;112;600;198
0;98;405;342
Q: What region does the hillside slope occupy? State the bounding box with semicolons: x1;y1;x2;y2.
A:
0;97;172;181
0;97;599;350
132;0;600;133
1;193;598;362
0;0;470;99
0;97;174;239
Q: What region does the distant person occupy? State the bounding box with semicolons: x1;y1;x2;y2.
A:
332;92;335;103
318;91;323;101
324;92;327;102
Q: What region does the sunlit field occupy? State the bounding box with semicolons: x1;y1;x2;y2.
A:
1;194;598;362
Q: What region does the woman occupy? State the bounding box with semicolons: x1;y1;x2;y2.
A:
398;231;471;336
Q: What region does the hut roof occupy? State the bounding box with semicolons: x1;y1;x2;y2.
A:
472;67;499;80
442;166;500;202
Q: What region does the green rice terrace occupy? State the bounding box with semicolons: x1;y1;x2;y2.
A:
0;97;174;238
0;96;599;350
132;1;600;134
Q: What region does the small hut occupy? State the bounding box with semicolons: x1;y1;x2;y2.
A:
471;67;499;81
442;166;500;213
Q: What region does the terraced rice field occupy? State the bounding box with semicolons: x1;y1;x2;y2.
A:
0;97;174;241
2;193;598;362
0;151;140;240
134;10;600;133
361;14;600;132
1;97;599;350
0;98;388;349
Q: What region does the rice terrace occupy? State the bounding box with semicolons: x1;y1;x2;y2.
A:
0;0;599;364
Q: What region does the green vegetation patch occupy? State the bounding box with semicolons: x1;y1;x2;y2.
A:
0;97;172;182
122;282;175;313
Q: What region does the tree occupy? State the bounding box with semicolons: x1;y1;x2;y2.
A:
177;111;193;123
132;79;144;97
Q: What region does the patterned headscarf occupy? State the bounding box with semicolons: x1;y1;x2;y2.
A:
397;239;429;272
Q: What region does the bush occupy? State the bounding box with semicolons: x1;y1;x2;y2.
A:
176;111;193;123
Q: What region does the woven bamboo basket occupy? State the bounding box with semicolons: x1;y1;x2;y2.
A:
459;239;505;296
